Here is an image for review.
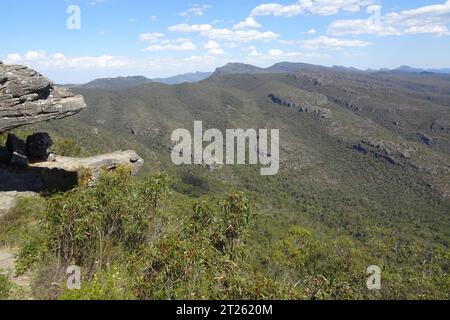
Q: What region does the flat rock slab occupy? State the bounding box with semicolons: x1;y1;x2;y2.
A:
30;150;145;176
0;151;144;194
0;64;86;133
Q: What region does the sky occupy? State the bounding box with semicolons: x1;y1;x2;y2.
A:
1;0;449;83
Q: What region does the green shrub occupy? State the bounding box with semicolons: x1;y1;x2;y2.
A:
0;197;43;248
131;191;275;300
59;264;135;300
16;168;170;277
0;274;12;300
50;138;83;157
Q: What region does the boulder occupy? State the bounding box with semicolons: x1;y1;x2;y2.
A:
5;134;28;167
0;64;86;133
26;132;53;161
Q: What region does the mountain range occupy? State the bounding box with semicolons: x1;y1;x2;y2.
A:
71;72;212;90
5;60;449;299
40;61;450;245
71;62;450;91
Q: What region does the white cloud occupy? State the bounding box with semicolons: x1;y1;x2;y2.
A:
301;36;370;49
5;52;134;69
251;0;373;17
208;29;279;42
207;48;225;55
150;15;158;22
262;49;329;62
204;40;225;55
139;32;165;42
144;41;197;52
169;23;279;42
233;17;262;29
25;51;46;61
169;24;213;32
248;46;263;57
329;2;450;36
6;51;47;63
42;54;133;69
139;32;197;52
278;39;297;45
301;28;317;35
5;53;23;64
204;40;221;50
269;49;284;56
89;0;108;6
160;38;192;44
251;3;303;17
178;4;212;19
2;50;331;84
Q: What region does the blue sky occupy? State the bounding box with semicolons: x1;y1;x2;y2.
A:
1;0;449;83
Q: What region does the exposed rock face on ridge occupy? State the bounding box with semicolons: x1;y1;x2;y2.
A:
268;93;332;119
0;63;145;200
0;62;86;133
30;150;145;177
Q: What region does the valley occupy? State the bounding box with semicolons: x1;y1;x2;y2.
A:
1;61;449;300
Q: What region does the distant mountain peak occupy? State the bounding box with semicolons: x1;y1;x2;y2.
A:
213;63;267;76
393;65;425;73
153;71;212;85
79;76;153;90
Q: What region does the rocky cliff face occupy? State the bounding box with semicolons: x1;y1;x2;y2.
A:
268;93;333;119
0;63;144;204
0;61;86;132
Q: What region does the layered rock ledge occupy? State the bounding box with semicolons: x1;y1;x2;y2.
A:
0;63;145;205
30;150;145;177
0;62;86;132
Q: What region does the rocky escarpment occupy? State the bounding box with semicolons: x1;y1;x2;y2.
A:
268;93;332;119
352;138;417;166
431;119;450;133
0;61;86;132
0;63;144;205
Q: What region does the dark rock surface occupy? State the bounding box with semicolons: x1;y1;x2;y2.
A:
6;134;28;167
431;120;450;133
418;133;433;146
0;64;86;132
26;132;53;161
268;93;332;119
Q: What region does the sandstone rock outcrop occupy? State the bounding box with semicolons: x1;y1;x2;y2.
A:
418;133;433;146
431;119;450;133
268;93;332;119
352;138;418;166
0;63;86;133
26;132;53;161
30;150;145;177
6;133;28;167
0;63;145;196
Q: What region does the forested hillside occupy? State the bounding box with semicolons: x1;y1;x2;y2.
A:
1;64;449;299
